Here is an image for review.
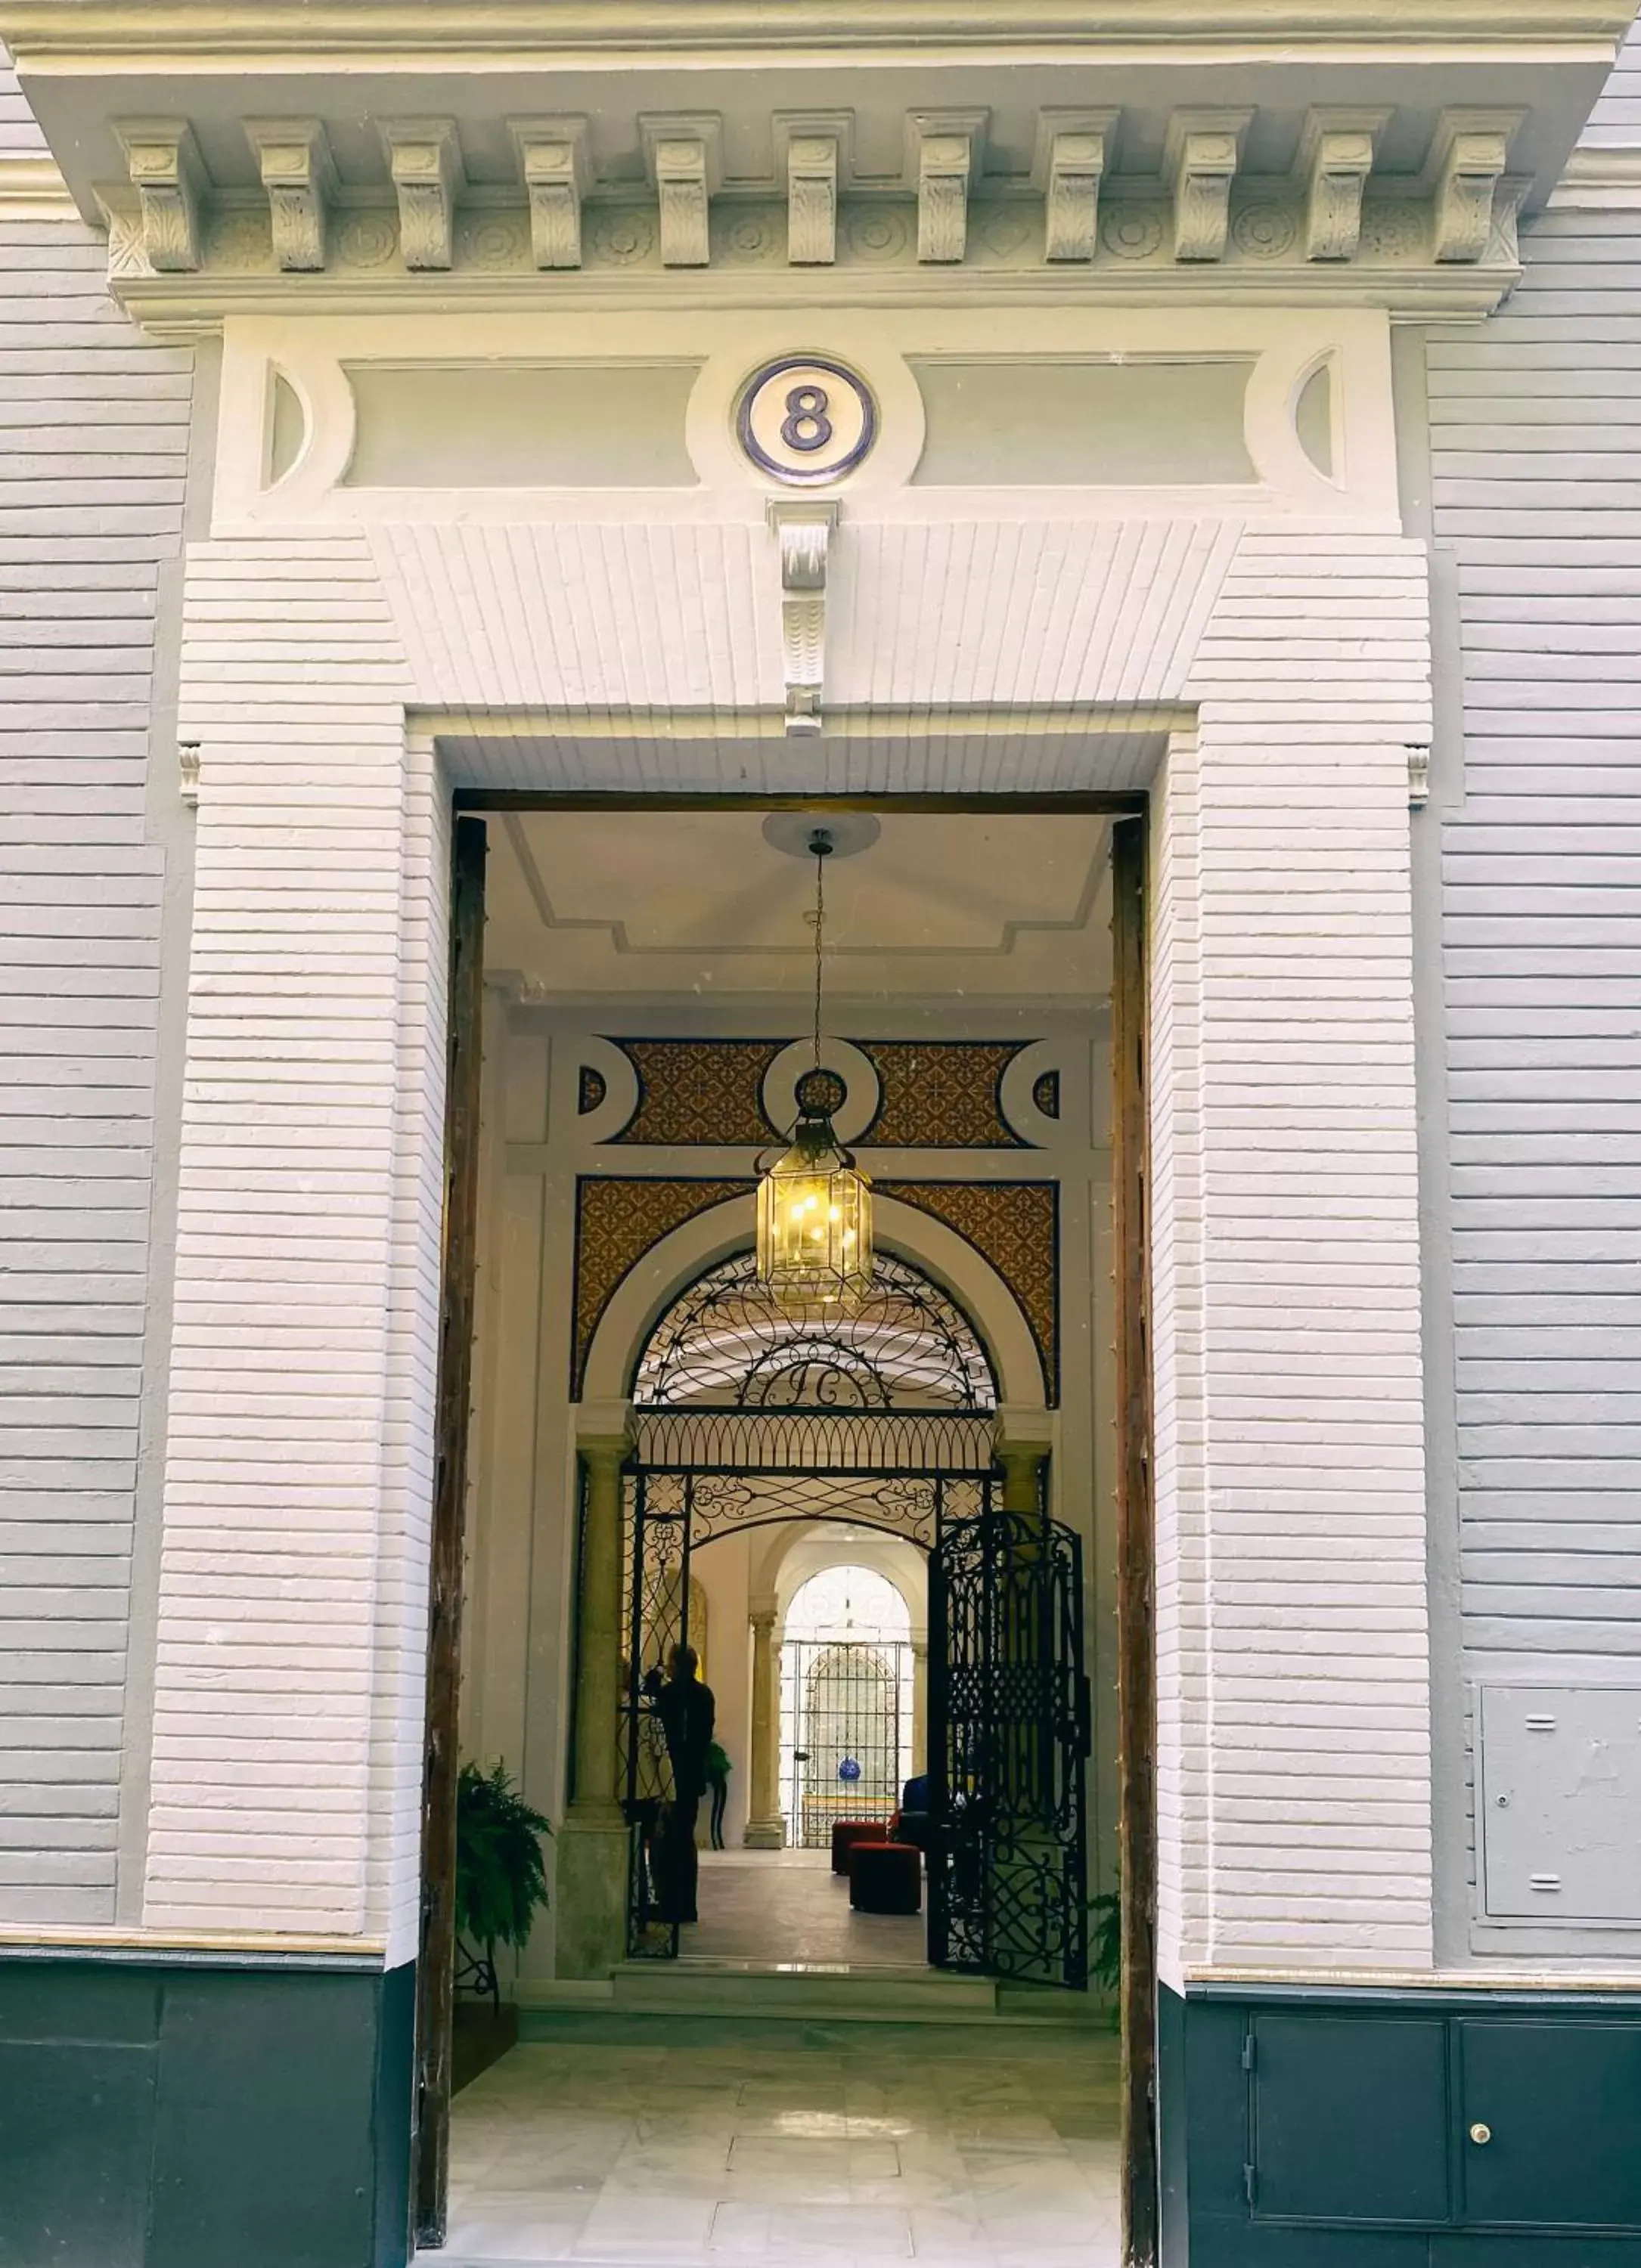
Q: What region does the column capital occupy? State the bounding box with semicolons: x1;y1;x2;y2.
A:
575;1402;632;1464
997;1405;1056;1459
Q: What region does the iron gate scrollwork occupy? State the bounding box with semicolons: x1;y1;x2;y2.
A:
622;1468;692;1960
783;1637;914;1850
929;1506;1091;1990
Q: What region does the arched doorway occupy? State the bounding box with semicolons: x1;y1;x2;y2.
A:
618;1245;1090;1988
780;1563;917;1848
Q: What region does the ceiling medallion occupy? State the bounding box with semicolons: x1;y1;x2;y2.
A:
737;354;878;488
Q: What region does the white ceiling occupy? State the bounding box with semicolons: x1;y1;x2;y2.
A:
486;808;1112;1001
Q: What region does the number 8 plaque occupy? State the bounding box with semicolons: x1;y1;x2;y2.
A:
736;355;878;486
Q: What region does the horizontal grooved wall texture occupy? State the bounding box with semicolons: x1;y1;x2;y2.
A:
0;44;45;154
152;538;438;1947
1582;13;1641;142
1426;199;1641;1914
1156;537;1435;1977
0;209;190;1925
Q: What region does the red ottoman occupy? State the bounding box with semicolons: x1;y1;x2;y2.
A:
831;1819;889;1876
848;1839;923;1916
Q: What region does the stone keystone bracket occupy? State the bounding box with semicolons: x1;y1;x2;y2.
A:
1031;110;1118;263
1297;108;1389;262
509;115;591;268
115;119;206;271
381;117;463;270
1165;107;1253;262
907;108;988;264
246;118;337;271
767;499;839;739
640;112;724;266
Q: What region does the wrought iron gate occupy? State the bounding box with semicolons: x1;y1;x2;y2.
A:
929;1506;1091;1989
622;1464;1092;1985
782;1637;913;1848
621;1468;692;1958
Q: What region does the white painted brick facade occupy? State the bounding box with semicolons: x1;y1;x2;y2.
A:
1425;194;1641;1945
163;507;1433;1972
147;537;429;1937
0;203;189;1926
1165;534;1434;1974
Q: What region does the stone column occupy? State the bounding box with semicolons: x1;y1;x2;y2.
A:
910;1638;928;1776
557;1427;630;1976
743;1600;786;1849
997;1437;1050;1516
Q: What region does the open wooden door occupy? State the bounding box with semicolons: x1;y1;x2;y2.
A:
1111;813;1159;2266
414;813;489;2248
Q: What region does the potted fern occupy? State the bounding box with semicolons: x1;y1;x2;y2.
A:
454;1760;552;2013
1090;1888;1121;2025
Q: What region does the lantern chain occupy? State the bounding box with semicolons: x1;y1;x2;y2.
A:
811;832;830;1071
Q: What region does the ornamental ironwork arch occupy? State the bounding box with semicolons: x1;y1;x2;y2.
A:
629;1247;999;1481
632;1247;996;1414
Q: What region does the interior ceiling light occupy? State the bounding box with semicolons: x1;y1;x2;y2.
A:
755;827;873;1313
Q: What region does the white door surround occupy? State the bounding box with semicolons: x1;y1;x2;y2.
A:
148;289;1435;1981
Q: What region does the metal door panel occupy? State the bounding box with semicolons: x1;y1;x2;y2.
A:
929;1499;1090;1989
1459;2019;1641;2230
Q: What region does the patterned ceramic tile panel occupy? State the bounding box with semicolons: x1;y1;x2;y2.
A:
878;1179;1059;1405
606;1039;786;1145
861;1042;1033;1148
590;1036;1045;1148
1032;1069;1062;1121
579;1064;608;1115
572;1176;753;1394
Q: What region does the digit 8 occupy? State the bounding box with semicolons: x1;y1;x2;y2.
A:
780;383;833;454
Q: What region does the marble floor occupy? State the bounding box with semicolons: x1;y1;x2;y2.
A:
685;1847;927;1969
436;2013;1121;2268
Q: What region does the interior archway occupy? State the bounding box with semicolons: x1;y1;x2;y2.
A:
579;1194;1046;1419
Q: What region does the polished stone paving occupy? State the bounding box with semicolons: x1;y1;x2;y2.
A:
435;2012;1121;2268
686;1847;927;1968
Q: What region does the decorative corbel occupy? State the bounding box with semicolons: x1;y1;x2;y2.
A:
1407;748;1431;809
640;114;723;267
907;110;986;265
381;119;462;271
767;500;839;739
775;113;852;266
509;116;590;268
179;745;201;808
245;119;335;272
1164;110;1252;262
114;120;203;274
1296;109;1387;262
1031;110;1116;264
1427;111;1520;264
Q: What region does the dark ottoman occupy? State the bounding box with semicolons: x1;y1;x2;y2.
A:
848;1839;923;1916
830;1819;889;1876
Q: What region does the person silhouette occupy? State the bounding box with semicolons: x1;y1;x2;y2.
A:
705;1737;731;1851
653;1644;715;1924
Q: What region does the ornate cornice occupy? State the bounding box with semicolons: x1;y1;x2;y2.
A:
1550;147;1641;206
2;2;1632;52
0;153;73;214
7;4;1624;324
89;112;1533;328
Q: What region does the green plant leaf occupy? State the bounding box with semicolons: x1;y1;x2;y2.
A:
455;1760;553;1955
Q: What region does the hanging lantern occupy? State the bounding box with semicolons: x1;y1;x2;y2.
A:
757;1068;874;1311
756;835;874;1311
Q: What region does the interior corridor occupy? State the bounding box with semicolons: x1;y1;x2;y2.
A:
439;2012;1122;2268
682;1849;926;1970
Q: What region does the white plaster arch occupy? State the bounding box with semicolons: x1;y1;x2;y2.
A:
579;1189;1045;1412
771;1530;928;1641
